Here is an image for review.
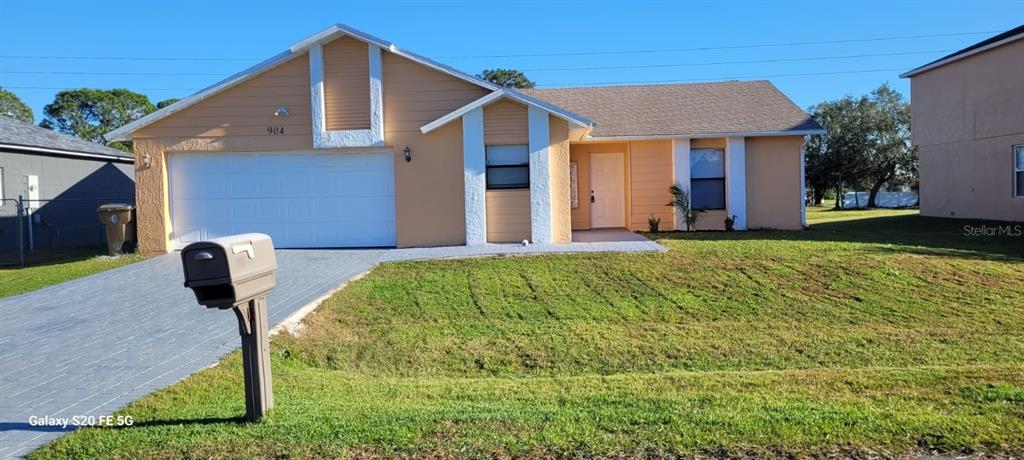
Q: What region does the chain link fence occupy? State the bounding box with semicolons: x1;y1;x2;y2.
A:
0;196;135;267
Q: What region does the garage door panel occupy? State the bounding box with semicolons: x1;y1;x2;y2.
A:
169;152;396;248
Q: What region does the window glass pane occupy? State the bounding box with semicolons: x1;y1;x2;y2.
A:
691;178;725;210
691;148;725;179
487;166;530;189
486;145;529;166
1016;146;1024;170
1017;171;1024;197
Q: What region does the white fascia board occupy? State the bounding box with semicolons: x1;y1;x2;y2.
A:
420;91;506;134
105;50;298;142
420;89;594;135
900;32;1024;78
291;23;500;93
579;129;825;142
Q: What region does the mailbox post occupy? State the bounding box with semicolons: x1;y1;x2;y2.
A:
181;233;277;422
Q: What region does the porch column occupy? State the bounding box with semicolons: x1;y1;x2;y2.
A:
463;107;487;245
725;136;747;230
672;137;691;230
528;106;552;243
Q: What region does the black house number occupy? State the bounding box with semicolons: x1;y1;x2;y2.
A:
266;126;285;136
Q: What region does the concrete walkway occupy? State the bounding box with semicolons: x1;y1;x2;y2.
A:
0;238;661;457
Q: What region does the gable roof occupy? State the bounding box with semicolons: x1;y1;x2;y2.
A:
900;24;1024;78
522;81;822;139
420;88;594;134
0;116;132;161
105;23;501;142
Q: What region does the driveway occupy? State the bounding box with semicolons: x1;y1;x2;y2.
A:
0;237;661;457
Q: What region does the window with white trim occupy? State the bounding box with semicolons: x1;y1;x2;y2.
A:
486;145;530;190
690;148;726;210
1016;145;1024;198
0;167;4;200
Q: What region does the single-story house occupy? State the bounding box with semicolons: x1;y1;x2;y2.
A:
900;25;1024;222
106;24;822;253
0;116;134;253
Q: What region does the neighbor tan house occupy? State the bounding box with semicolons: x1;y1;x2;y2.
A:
107;24;822;253
901;25;1024;222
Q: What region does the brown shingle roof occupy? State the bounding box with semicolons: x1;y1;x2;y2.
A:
522;80;821;138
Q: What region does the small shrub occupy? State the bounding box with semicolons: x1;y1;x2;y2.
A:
667;185;702;231
724;215;736;231
647;214;661;233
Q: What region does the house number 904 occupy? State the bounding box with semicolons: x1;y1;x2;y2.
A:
266;126;285;136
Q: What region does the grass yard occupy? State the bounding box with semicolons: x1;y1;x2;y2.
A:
35;210;1024;459
0;249;143;299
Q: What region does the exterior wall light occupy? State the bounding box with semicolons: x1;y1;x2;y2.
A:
274;106;289;117
141;152;152;169
404;146;412;162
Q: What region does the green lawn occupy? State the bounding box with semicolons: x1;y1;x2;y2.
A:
0;249;144;299
35;210;1024;459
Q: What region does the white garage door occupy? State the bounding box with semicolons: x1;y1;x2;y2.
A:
168;152;396;249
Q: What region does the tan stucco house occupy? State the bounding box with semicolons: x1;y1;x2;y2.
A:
900;25;1024;222
107;24;822;253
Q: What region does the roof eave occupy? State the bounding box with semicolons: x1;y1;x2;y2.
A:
420;89;594;135
0;142;134;162
580;128;825;142
106;23;503;142
900;31;1024;78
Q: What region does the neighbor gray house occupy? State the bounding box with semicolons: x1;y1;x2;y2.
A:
0;116;134;255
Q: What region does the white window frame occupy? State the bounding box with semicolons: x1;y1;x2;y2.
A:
1015;145;1024;198
0;167;4;200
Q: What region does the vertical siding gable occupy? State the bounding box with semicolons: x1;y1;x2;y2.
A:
323;36;372;131
484;100;528;145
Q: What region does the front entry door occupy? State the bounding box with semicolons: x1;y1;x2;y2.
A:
590;152;626;228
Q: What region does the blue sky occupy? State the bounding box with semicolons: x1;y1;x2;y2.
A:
4;0;1023;123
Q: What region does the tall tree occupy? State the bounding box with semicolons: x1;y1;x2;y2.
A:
805;96;875;208
156;98;179;109
0;87;34;124
479;69;535;89
39;88;156;152
862;84;917;208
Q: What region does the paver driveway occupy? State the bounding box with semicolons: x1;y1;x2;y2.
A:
0;238;662;457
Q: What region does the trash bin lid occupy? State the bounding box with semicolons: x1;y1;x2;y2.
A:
97;203;135;212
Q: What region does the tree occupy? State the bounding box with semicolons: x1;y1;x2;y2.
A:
862;84;917;208
40;88;156;152
0;87;34;123
804;85;916;209
478;69;535;89
156;98;179;109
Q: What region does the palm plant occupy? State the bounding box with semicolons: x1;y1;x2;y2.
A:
667;184;702;231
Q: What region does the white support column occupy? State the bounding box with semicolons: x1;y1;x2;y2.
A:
528;106;552;244
672;137;691;230
725;136;747;230
800;139;808;227
367;44;384;144
462;107;487;245
308;43;328;141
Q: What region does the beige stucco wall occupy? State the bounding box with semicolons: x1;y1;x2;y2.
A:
132;37;492;253
910;39;1024;222
745;136;804;229
548;116;572;243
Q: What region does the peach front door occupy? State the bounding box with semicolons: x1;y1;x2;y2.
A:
590;152;626;228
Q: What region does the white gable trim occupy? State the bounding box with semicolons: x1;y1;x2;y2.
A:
420;89;594;135
900;31;1024;78
106;23;502;142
